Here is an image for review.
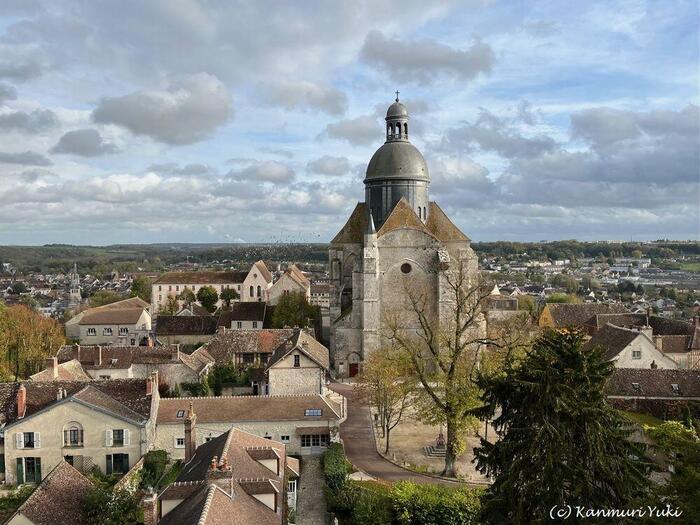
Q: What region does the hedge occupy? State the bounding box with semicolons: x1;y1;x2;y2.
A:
322;443;351;491
392;481;482;525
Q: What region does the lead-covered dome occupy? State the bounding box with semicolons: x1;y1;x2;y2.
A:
386;101;408;119
364;141;429;182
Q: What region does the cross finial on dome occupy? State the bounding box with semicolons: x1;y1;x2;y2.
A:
395;90;400;102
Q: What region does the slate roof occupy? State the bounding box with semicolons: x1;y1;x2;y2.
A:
157;394;341;424
582;324;643;360
155;315;219;336
229;302;266;322
7;461;94;525
154;271;248;285
0;378;152;426
266;329;330;370
201;329;296;364
589;313;693;337
605;369;700;398
546;303;629;328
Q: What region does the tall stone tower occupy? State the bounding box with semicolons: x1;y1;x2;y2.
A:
69;262;81;306
329;97;478;378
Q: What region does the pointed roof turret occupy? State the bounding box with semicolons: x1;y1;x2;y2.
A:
366;209;376;235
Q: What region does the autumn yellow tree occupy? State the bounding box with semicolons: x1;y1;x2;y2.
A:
0;303;65;380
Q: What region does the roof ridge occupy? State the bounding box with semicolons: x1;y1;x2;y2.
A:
197;485;218;525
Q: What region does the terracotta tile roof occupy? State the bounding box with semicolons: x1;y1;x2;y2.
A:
73;385;147;423
156;315;219;336
0;378;152;426
177;303;213;316
157;394;341;424
331;202;367;244
590;313;693;337
160;482;279;525
201;329;296;364
229;302;266;322
605;369;700;398
657;335;692;354
57;345;182;370
8;461;94;525
547;303;629;328
160;480;205;500
254;260;273;284
237;479;278;495
425;201;470;242
311;283;330;294
94;296;150;310
79;307;146;325
582;324;643;360
285;265;310;287
377;197;434;239
266;329;330;370
286;457;300;478
153;271;248;285
29;359;91;382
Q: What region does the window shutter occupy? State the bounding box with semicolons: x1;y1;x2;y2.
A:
34;432;41;449
106;429;113;447
123;429;130;446
16;458;23;484
15;433;23;449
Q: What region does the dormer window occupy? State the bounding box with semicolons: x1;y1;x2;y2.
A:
111;358;118;365
305;409;322;417
671;384;679;392
176;410;185;418
632;383;640;390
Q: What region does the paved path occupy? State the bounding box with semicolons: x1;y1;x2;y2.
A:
329;382;466;486
296;456;328;525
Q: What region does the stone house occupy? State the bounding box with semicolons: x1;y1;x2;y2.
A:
65;297;151;345
201;329;296;369
538;303;629;333
310;283;330;309
583;324;680;369
265;330;330;396
156;424;290;525
151;261;273;315
155;394;342;458
267;265;310;306
44;345;214;387
6;460;94;525
225;302;267;330
154;315;219;346
0;376;159;484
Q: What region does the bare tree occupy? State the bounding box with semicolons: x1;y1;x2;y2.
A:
385;259;531;477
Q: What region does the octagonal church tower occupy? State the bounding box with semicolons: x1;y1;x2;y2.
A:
329;97;478;378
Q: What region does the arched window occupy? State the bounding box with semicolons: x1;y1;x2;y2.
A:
418;207;421;219
423;207;427;219
257;285;261;297
249;286;254;297
404;123;408;136
387;124;391;138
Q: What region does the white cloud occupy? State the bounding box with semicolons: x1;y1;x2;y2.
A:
51;128;118;156
307;155;351;176
263;81;347;115
320;115;380;146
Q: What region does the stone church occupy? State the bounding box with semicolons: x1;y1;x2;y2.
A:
329;97;479;377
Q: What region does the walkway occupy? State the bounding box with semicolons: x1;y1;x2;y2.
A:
296;456;328;525
329;382;466;486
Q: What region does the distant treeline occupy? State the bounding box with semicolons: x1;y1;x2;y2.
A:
0;241;697;274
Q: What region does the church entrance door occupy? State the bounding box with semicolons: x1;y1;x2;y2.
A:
349;363;359;377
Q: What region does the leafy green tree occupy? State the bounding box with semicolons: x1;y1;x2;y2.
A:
177;288;196;307
196;285;218;313
9;282;27;294
271;291;319;328
89;290;127;307
158;295;179;315
220;287;240;309
129;275;151;302
474;329;649;524
644;421;700;523
82;487;140;525
545;293;580;304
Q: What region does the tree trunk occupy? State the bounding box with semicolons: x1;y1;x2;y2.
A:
441;415;459;478
384;426;391;454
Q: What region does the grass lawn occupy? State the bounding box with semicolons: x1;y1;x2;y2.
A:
621;411;664;428
679;262;700;273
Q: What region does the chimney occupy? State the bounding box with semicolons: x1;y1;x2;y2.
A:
94;346;102;367
56;388;63;401
171;347;179;362
46;357;58;379
185;402;197;463
17;384;26;419
142;491;159;525
76;344;81;361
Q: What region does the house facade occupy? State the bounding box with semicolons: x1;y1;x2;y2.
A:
267;265;311;306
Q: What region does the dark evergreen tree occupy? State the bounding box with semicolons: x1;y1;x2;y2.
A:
473;329;649;524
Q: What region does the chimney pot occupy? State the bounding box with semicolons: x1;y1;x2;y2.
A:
46;357;58;379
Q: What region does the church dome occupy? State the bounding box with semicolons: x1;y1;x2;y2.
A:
364;141;429;182
386;101;408;119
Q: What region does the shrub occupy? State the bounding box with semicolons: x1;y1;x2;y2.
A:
352;482;392;525
82;487;141;525
391;481;482;525
140;450;169;489
322;443;351;491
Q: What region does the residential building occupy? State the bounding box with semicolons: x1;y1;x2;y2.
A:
583;324;679;369
265;330;329;395
151;261;273;315
155;394;342;458
201;329;296;369
224;302;267;330
538;303;629;333
45;345;214;386
309;283;330;309
155;315;219;346
0;376;159;484
6;461;94;525
268;265;310;306
64;297;151;345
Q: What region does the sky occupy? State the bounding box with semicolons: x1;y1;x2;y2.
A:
0;0;698;245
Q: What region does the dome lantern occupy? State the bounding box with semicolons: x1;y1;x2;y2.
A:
385;91;409;141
